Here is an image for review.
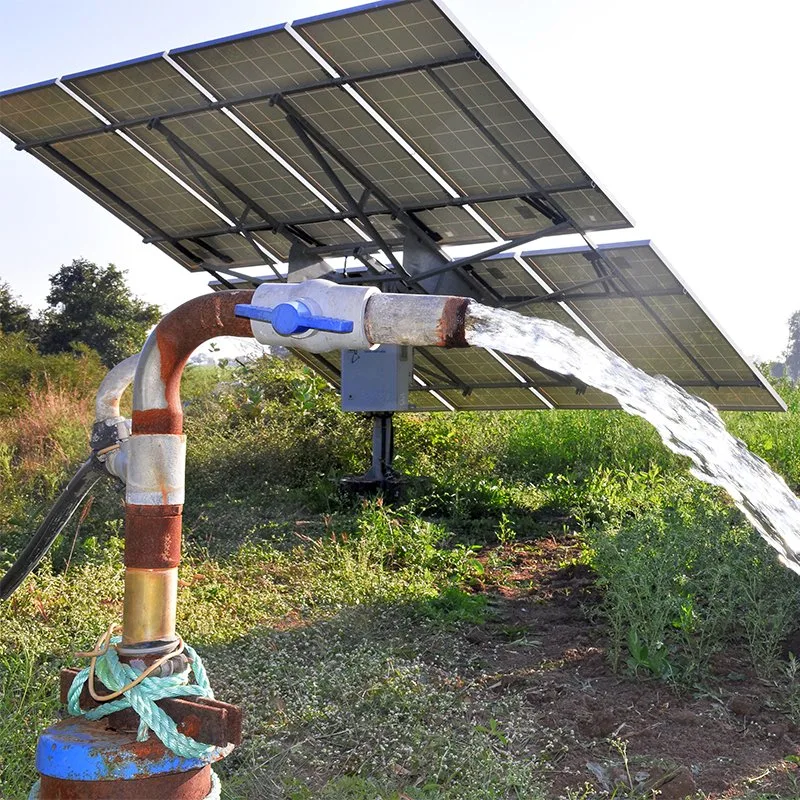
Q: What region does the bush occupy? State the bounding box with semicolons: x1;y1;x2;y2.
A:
587;483;800;681
184;355;371;503
0;334;105;530
0;332;104;418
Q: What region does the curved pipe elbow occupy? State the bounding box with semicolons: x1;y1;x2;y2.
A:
132;290;254;435
95;354;140;422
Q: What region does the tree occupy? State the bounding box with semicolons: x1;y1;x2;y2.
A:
785;311;800;383
0;282;33;335
38;259;161;367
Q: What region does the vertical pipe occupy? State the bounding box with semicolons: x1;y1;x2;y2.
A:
119;291;254;657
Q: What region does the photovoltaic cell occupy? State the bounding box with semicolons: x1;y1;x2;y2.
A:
63;57;209;121
470;199;553;241
285;86;447;206
414;205;492;245
51;135;221;234
171;27;324;100
0;83;99;144
132;113;336;222
295;0;471;74
295;0;629;227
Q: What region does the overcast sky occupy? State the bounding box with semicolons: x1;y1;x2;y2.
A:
1;0;798;361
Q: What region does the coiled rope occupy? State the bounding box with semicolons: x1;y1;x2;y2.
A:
67;626;220;761
28;626;226;797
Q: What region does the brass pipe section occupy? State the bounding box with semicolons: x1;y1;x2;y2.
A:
122;569;178;646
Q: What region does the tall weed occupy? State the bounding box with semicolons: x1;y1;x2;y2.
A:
587;484;800;680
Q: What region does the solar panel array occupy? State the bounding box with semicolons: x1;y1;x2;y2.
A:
0;0;782;411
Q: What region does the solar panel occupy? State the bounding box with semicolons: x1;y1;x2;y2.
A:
408;241;782;411
0;0;779;411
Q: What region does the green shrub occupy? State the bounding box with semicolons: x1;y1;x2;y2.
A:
0;332;104;418
184;355;370;503
724;378;800;490
587;483;800;680
505;408;685;482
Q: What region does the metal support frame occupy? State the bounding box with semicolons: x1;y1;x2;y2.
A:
282;110;414;285
505;283;687;309
140;181;594;246
16;53;483;152
338;223;571;286
407;377;763;392
150;119;329;277
153;119;318;249
275;96;447;280
273;95;566;304
41;143;239;288
18;36;726;399
415;350;473;396
339;413;404;498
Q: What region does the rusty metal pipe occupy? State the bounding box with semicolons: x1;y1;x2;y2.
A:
364;293;471;348
120;285;472;654
121;291;253;656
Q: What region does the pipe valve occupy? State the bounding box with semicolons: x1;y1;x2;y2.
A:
241;279;379;353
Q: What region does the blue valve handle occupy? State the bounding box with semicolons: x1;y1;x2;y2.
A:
234;301;354;336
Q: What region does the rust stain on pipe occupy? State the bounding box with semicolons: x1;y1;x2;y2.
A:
132;290;253;436
436;297;470;348
39;766;211;800
125;505;182;569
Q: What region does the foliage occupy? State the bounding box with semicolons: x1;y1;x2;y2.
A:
4;353;800;796
785;310;800;382
725;376;800;490
0;282;33;336
37;259;160;367
504;407;686;482
0;333;106;529
587;485;800;681
0;332;104;418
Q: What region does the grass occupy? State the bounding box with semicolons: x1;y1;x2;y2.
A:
2;350;800;797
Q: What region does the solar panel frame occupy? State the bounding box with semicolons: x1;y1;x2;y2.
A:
62;55;210;122
0;0;781;413
0;81;103;145
429;0;633;229
24;143;203;271
513;240;783;408
50;133;226;238
0;0;630;279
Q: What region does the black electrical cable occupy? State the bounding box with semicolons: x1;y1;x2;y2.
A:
0;458;107;600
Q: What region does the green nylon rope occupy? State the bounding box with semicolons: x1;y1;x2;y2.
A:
67;637;222;762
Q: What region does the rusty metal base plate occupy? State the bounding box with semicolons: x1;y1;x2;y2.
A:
40;765;211;800
36;716;227;783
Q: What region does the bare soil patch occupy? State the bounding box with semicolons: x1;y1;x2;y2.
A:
468;533;800;799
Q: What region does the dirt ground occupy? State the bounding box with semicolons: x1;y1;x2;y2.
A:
471;533;800;799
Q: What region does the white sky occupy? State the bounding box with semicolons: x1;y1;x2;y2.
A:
1;0;798;361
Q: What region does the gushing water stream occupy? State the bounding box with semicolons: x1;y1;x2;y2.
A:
466;304;800;575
